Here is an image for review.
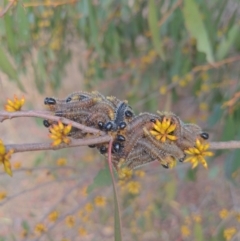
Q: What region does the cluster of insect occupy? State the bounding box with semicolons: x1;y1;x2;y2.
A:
43;91;209;170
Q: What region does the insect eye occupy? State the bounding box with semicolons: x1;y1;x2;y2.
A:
125;110;133;118
88;144;96;148
112;142;121;153
200;132;209;140
104;122;113;131
100;146;107;154
44;97;56;105
162;164;169;169
150;119;156;123
66;97;72;102
98;121;104;129
43;120;50;127
116;135;125;142
119;122;127;129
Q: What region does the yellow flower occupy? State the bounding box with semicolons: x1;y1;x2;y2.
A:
80;186;88;197
78;227;87;236
65;215;75;228
118;167;133;180
0;139;14;176
224;227;237;241
84;203;94;213
94;196;106;207
149;117;177;142
159;85;167;95
49;121;72;146
184;139;213;169
56;158;67;166
0;191;7;200
48;210;59;222
5;95;25;112
134;170;145;178
34;223;46;235
219;209;229;219
192;214;202;223
235;213;240;222
181;225;191;238
127;181;141;195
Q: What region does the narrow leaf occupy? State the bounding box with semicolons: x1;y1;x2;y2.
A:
87;166;112;193
148;0;165;60
216;24;239;60
183;0;214;63
0;46;24;90
194;223;204;241
0;46;18;79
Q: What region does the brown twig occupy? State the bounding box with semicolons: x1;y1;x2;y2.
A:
5;135;111;153
23;0;77;8
162;54;240;93
158;0;183;27
0;0;16;18
0;110;104;135
210;141;240;150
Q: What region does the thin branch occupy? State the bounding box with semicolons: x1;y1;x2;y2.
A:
0;0;16;18
23;0;77;8
0;110;104;135
158;0;183;27
5;135;111;153
161;54;240;93
210;141;240;150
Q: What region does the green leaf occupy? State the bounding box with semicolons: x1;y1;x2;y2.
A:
185;167;197;181
148;0;165;60
21;220;30;231
165;180;176;201
216;24;239;60
182;0;214;63
4;11;17;54
87;166;112;193
87;1;103;60
0;46;24;90
194;223;204;241
16;4;30;42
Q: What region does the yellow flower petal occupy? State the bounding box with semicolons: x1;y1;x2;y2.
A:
52;139;62;146
150;130;160;136
166;135;177;141
166;123;176;133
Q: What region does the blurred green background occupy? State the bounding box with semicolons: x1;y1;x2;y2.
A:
0;0;240;240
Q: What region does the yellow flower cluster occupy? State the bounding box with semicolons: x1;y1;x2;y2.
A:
56;158;67;166
49;121;72;146
224;227;237;241
65;215;75;228
5;95;25;112
94;196;106;207
118;167;133;180
0;191;7;200
127;181;141;195
78;227;87;236
181;225;191;238
184;139;213;169
48;210;59;222
34;223;46;235
0;139;14;176
219;209;229;219
150;117;177;142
